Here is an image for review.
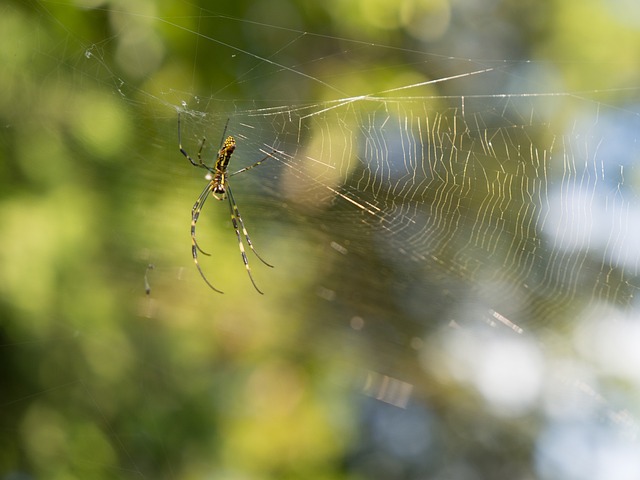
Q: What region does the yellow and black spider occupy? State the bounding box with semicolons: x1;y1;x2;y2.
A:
178;112;273;294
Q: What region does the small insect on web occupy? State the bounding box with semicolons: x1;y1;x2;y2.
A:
144;263;154;295
178;112;274;294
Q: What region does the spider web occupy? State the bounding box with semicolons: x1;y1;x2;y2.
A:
3;1;640;479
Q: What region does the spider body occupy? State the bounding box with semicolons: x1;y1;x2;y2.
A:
178;113;272;294
211;136;236;196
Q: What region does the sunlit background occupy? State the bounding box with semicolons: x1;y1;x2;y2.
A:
2;0;640;479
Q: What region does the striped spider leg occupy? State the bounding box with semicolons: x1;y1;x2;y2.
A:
178;112;273;294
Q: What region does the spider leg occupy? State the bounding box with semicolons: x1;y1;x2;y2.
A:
191;182;223;293
178;112;214;173
229;151;275;177
226;186;269;295
191;184;213;256
227;186;274;268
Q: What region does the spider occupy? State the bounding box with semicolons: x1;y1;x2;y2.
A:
178;112;273;294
